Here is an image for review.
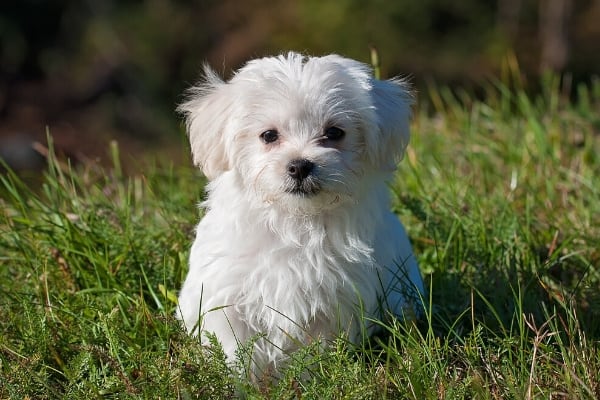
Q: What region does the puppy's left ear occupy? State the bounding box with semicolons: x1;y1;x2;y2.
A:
368;78;413;170
178;66;234;180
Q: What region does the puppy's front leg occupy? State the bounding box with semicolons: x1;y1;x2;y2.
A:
201;307;251;362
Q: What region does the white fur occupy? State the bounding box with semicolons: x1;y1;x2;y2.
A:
176;52;424;373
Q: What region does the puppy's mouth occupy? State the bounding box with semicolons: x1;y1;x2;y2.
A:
284;179;321;197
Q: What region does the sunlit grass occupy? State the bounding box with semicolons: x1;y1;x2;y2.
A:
1;73;599;399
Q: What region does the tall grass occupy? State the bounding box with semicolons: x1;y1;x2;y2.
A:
1;73;599;399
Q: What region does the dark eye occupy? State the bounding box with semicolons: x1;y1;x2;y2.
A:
324;126;345;141
260;129;279;144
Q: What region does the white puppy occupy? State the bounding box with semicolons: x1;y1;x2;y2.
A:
176;52;424;373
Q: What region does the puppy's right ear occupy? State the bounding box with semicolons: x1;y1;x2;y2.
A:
178;66;233;180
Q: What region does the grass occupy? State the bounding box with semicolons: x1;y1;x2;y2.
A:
1;70;599;399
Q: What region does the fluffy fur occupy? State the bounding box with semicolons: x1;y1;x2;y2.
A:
176;52;424;373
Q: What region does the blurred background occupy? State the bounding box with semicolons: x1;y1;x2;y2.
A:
0;0;598;172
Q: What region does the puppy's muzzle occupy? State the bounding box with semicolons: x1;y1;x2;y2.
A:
287;159;314;181
286;159;320;196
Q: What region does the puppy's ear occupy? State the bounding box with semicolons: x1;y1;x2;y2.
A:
369;78;413;170
178;66;233;180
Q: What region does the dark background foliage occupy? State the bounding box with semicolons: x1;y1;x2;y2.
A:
1;0;597;170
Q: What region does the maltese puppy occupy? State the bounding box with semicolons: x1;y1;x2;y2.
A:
176;52;424;373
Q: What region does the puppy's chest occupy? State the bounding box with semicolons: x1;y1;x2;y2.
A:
241;234;362;293
197;210;380;327
237;231;377;317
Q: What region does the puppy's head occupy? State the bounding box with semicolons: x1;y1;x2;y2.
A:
179;52;412;214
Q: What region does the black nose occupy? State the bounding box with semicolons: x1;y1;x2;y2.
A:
287;159;314;181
